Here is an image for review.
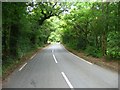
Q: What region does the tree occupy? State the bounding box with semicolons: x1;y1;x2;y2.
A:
27;2;69;25
60;2;120;58
2;2;71;71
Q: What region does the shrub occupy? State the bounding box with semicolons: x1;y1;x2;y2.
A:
85;46;102;58
107;46;120;59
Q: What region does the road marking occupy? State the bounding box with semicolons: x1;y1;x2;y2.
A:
61;44;92;65
52;50;54;53
61;44;93;65
69;52;93;65
80;57;93;65
30;53;37;59
61;72;74;88
19;63;27;71
52;54;58;63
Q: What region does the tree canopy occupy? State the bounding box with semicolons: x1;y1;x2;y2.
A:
2;2;120;72
60;2;120;58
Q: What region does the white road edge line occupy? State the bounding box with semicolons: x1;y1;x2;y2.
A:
61;72;74;89
69;52;93;65
30;53;37;59
61;44;93;65
19;63;27;71
52;54;58;63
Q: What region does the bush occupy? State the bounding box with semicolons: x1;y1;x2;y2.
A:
107;31;120;59
66;40;79;50
107;46;120;59
85;46;102;58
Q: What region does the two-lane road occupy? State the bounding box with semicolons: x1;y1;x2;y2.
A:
3;43;118;88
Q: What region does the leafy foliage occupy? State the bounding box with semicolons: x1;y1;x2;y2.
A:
2;2;68;70
60;2;120;59
2;2;120;73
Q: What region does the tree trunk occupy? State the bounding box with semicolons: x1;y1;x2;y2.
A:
118;2;120;31
95;35;98;48
101;2;109;57
101;31;107;56
9;24;19;57
2;24;11;59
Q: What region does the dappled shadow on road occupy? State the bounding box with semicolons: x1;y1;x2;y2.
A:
42;44;68;54
43;48;67;54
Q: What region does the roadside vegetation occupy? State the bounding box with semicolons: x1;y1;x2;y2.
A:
2;2;120;78
2;2;69;77
61;2;120;60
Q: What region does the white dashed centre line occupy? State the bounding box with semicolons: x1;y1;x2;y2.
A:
52;50;54;53
61;72;74;89
52;54;58;63
19;63;27;71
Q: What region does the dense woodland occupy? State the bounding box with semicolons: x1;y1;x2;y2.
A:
2;2;120;72
61;2;120;58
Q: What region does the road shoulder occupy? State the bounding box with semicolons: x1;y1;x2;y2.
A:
63;45;118;72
